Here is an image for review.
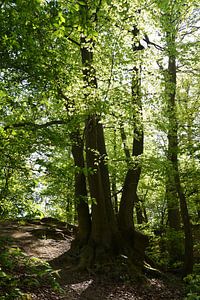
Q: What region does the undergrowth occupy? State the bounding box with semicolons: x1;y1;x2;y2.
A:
184;264;200;300
0;236;60;300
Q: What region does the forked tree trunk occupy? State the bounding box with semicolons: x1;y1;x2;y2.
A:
118;126;144;232
77;4;121;263
118;127;144;240
85;115;112;248
84;116;121;260
68;3;148;270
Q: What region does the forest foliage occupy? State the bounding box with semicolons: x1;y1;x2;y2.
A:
0;0;200;292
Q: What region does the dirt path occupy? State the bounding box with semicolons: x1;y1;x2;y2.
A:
0;220;185;300
0;222;72;261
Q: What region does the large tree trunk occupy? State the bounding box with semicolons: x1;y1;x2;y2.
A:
118;125;144;249
135;194;145;225
67;3;148;271
84;115;121;265
76;4;121;266
85;115;112;247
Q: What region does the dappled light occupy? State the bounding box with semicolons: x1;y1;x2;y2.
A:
0;0;199;299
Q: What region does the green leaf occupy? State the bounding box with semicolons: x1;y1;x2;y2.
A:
78;1;86;6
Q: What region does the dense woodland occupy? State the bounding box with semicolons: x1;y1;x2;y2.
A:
0;0;200;298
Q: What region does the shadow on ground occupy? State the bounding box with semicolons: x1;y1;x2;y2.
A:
0;220;185;300
49;250;184;300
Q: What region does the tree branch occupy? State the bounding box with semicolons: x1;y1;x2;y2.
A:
143;34;164;51
67;37;80;47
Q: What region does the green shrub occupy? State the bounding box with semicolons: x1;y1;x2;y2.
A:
0;237;60;300
184;268;200;300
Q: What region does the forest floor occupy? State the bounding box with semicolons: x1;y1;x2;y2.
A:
0;219;185;300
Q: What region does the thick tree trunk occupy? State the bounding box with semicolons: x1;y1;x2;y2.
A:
166;183;181;230
79;16;121;263
85;115;112;248
165;52;183;262
69;4;148;271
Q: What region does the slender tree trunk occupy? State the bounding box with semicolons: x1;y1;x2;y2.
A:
165;37;193;274
135;194;144;225
118;26;147;259
71;131;91;246
112;128;118;213
120;123;145;225
143;203;148;223
166;54;181;231
174;167;193;275
118;66;143;234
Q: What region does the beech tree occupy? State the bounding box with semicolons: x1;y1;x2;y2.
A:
68;1;149;269
0;0;199;275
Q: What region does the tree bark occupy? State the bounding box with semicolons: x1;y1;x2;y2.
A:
71;131;91;246
174;167;193;276
68;3;148;270
78;5;121;262
111;128;118;213
118;65;144;234
119;124;145;225
85;115;112;248
118;27;146;259
166;53;181;233
96;119;119;238
135;194;145;225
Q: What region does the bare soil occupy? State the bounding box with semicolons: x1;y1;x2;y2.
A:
0;220;185;299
